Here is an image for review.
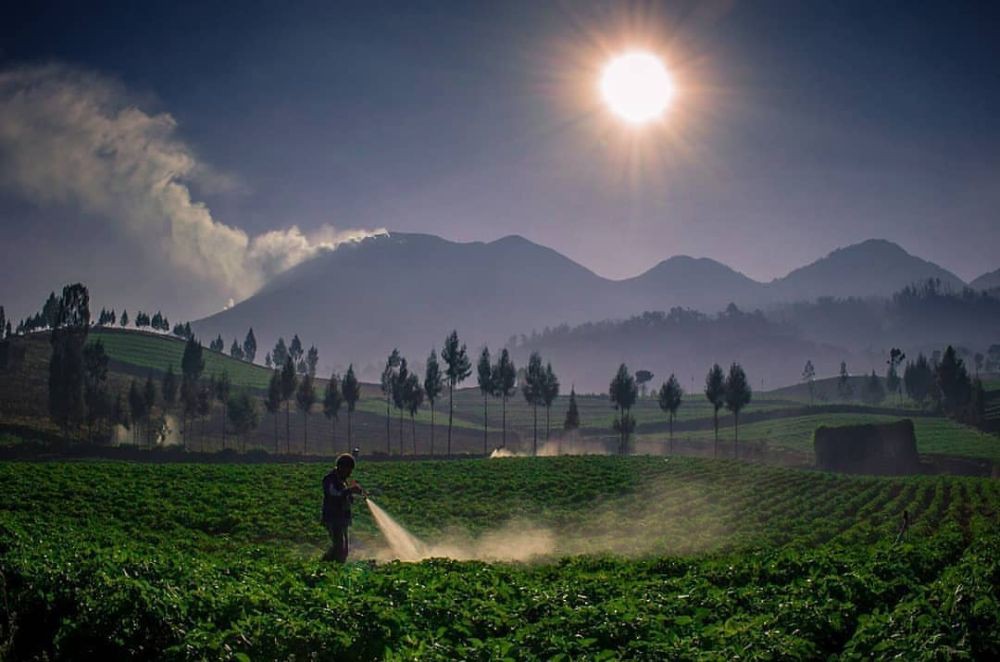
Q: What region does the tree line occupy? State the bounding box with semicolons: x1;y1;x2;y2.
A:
608;362;751;458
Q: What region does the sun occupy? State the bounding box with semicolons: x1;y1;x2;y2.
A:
600;51;675;124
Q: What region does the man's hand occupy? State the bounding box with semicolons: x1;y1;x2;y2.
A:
348;483;364;495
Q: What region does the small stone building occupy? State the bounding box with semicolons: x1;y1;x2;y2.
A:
814;419;920;475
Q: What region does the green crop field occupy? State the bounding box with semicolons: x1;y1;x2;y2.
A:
640;412;1000;463
1;457;997;659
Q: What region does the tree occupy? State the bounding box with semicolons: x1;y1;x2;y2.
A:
724;363;752;459
128;380;146;445
119;310;129;327
862;370;885;406
837;361;853;401
306;346;319;378
802;360;816;406
563;387;580;432
609;363;638;455
635;370;654;397
424;350;444;455
82;339;111;441
42;292;60;328
477;347;493;454
162;364;178;408
172;322;187;338
441;331;471;456
215;371;231;449
342;365;361;446
196;381;212;450
272;337;288;368
541;362;560;444
48;284;90;438
266;369;282;452
380;348;401;454
280;356;297;453
403;372;424;454
392;358;411;454
492;348;516;449
657;374;683;454
704;364;726;458
974;352;984;377
935;345;971;415
229;338;244;360
151;311;164;331
886;348;906;404
323;373;343;452
289;335;304;374
143;374;157;447
522;352;545;455
227;392;260;452
296;374;316;454
904;354;934;405
180;337;205;448
265;352;273;369
210;335;224;353
0;306;6;339
243;328;257;363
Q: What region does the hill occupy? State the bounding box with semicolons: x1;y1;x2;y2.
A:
768;239;965;301
970;267;1000;292
192;234;968;382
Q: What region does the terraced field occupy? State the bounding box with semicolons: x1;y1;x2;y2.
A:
0;457;997;658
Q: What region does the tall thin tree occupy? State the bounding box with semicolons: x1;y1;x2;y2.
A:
266;369;282;452
657;374;683;454
280;356;297;454
441;331;471;456
323;373;343;453
541;362;560;444
296;374;316;454
381;348;401;454
424;350;443;456
704;364;725;458
609;364;638;456
493;348;516;449
477;347;493;454
522;352;544;455
724;363;752;459
342;365;361;447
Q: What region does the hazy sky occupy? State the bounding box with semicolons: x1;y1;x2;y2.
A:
1;0;999;321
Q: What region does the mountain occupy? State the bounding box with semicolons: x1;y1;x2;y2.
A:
192;233;968;382
970;268;1000;292
769;239;966;301
622;256;765;311
194;233;623;379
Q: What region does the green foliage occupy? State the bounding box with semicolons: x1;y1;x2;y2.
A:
0;458;996;659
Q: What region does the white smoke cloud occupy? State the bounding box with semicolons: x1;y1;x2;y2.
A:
0;63;385;300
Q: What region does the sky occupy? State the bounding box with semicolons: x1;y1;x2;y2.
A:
1;0;999;322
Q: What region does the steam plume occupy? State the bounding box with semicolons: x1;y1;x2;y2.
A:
0;64;385;300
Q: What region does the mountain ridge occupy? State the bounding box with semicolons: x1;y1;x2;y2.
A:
192;232;969;381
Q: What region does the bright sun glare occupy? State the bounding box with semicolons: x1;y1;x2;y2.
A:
600;51;674;124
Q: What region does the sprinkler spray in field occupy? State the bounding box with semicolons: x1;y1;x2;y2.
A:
366;499;429;561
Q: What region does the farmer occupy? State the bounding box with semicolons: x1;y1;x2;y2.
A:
322;453;365;562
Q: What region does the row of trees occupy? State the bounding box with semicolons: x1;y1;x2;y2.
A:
265;334;318;376
608;362;752;457
208;328;258;364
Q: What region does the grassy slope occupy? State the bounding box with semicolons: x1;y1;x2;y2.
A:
90;328;273;389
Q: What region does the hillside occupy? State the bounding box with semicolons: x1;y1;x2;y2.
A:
768;239;966;300
191;233;969;382
970;267;1000;292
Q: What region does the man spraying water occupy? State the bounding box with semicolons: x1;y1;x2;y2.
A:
321;453;365;562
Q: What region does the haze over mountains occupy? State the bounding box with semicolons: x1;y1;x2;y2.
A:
192;232;993;388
